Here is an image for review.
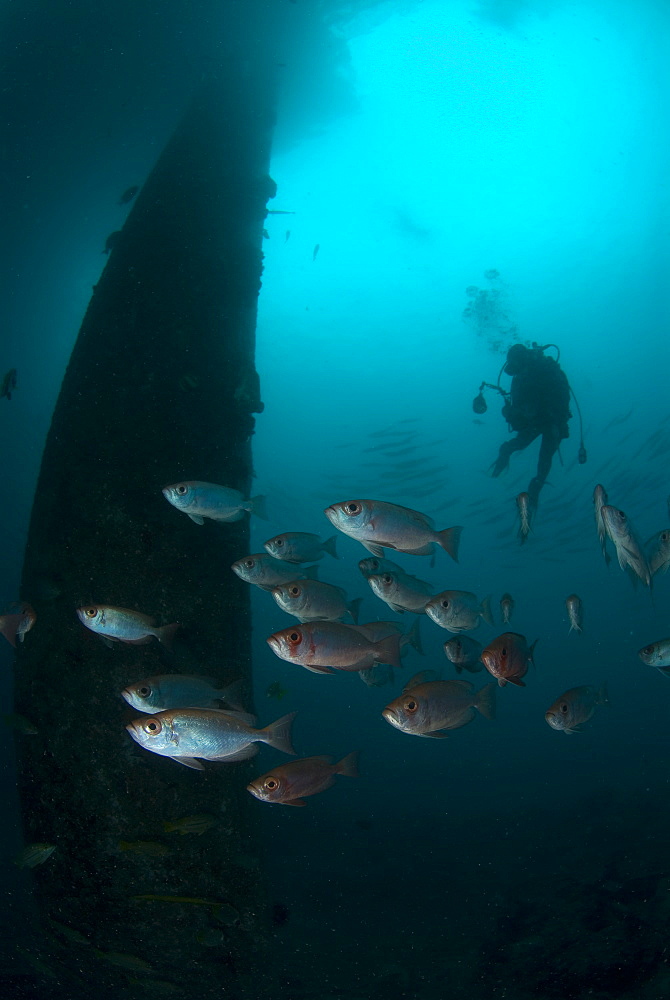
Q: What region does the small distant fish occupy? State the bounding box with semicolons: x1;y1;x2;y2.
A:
312;243;320;261
0;603;36;647
425;591;493;633
272;580;361;623
163;814;218;836
231;553;319;591
443;636;483;674
77;606;179;648
126;709;296;769
118;185;139;205
382;672;495;737
593;484;610;565
15;843;56;868
247;752;359;806
638;639;670;673
358;556;409;579
565;594;583;633
102;230;121;254
499;593;514;624
284;230;291;243
118;840;172;857
50;921;90;946
95;950;153;973
163;481;267;524
545;684;609;734
1;368;17;400
481;632;537;687
266;680;289;701
267;622;402;675
366;570;433;614
122;674;242;713
600;505;651;586
325;499;462;561
264;532;338;563
3;713;38;735
516;492;532;544
647;529;670;577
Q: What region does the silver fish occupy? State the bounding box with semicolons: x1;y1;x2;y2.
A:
425;591;493;633
565;594;583;633
443;636;483;674
264;532;338;563
638;638;670;672
647;529;670;577
382;672;495;737
593;484;611;565
163;481;267;525
231;554;319;591
600;505;651;586
15;843;56;868
545;685;608;734
272;580;361;623
366;570;433;614
267;622;402;674
126;709;296;770
325;499;462;560
77;606;179;647
516;492;532;545
358;556;409;579
499;593;514;624
121;675;242;714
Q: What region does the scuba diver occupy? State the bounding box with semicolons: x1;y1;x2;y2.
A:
473;343;584;508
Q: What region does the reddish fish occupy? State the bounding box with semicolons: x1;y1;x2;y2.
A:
267;621;402;674
0;603;36;648
247;752;359;806
481;632;537;687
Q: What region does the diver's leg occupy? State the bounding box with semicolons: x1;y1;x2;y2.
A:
491;428;538;477
528;429;561;506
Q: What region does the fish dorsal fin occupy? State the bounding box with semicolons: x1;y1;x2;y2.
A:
403;669;439;691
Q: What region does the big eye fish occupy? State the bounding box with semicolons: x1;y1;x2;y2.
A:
324;499;462;561
366;570;433;614
263;532;338;563
247;752;359;807
382;672;495;737
267;622;402;675
163;481;267;525
272;580;361;624
425;591;493;633
545;685;608;734
77;606;179;647
121;675;242;713
481;632;537;688
231;553;319;591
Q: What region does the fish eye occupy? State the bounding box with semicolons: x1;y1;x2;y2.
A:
501;647;507;657
404;699;418;714
142;719;162;736
289;586;301;597
441;599;449;609
344;502;361;515
275;538;283;546
288;631;301;644
176;484;188;495
244;559;255;568
382;574;392;584
264;778;279;791
642;645;654;656
616;509;625;519
662;532;669;542
138;686;151;698
560;704;568;713
84;608;97;618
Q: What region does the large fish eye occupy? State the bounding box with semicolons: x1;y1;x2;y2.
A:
84;608;97;618
244;559;255;568
662;532;669;542
641;645;654;656
138;686;151;698
274;538;284;547
501;647;507;657
560;704;568;713
264;778;279;791
441;599;450;609
616;509;625;519
176;484;188;495
382;574;392;584
142;719;162;736
344;502;361;515
404;699;418;714
289;586;301;597
288;631;301;644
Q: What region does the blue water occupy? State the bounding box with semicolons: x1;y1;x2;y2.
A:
1;0;669;995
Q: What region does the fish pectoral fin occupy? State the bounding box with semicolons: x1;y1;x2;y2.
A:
304;664;335;674
388;603;406;613
362;541;385;557
282;798;307;806
121;636;154;645
507;677;526;687
563;727;582;735
187;514;205;525
419;730;449;739
212;745;259;763
175;757;206;770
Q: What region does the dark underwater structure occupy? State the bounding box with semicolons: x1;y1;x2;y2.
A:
13;75;275;995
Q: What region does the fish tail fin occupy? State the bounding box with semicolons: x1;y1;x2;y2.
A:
597;683;609;707
405;616;423;656
322;535;338;559
480;595;494;626
304;564;320;580
259;711;297;755
374;634;402;670
347;598;362;625
0;614;21;648
475;682;497;721
335;750;359;778
437;526;462;562
155;622;180;649
217;678;244;712
249;495;268;520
